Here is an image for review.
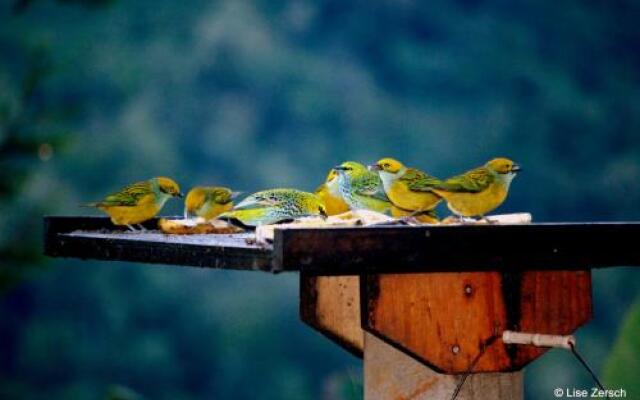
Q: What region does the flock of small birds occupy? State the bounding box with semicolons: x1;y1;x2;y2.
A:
84;157;521;230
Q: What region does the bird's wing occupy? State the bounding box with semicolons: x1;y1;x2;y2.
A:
356;174;390;202
210;188;233;204
94;181;153;207
233;192;281;210
436;167;494;193
400;168;441;192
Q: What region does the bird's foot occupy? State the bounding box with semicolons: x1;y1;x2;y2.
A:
477;216;498;225
126;224;137;231
457;216;480;225
399;216;421;225
136;224;147;231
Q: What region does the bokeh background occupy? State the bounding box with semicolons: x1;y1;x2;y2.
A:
1;0;640;399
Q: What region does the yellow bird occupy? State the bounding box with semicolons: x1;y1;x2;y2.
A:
370;157;442;222
432;158;521;218
184;186;239;221
390;206;440;224
84;177;183;230
315;169;349;216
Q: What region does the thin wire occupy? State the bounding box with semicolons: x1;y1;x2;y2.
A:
450;336;497;400
451;336;605;400
569;342;606;392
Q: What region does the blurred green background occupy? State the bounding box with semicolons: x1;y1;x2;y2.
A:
1;0;640;399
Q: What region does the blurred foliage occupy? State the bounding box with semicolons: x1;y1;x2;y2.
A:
0;0;639;399
104;385;143;400
0;40;74;292
603;298;640;395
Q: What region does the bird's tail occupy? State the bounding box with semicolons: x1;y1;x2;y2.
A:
217;211;255;231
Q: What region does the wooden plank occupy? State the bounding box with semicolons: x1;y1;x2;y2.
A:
45;217;640;273
300;274;363;357
275;223;640;273
364;333;523;400
44;216;273;271
362;270;592;373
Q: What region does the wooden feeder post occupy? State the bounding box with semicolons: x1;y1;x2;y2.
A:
278;224;634;400
45;218;640;400
364;333;523;400
299;270;591;399
360;270;591;399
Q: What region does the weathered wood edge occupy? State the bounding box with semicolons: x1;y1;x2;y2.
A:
44;216;274;271
299;273;364;358
275;223;640;273
45;217;640;273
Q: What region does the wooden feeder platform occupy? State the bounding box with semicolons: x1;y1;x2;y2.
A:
44;216;640;400
45;216;640;273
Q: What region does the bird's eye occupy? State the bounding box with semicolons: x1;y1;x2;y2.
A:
384;163;390;168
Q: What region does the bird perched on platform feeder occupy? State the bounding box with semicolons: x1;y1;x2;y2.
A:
315;169;350;216
83;177;183;230
370;157;442;224
184;186;240;221
219;188;327;227
333;161;392;215
433;157;521;220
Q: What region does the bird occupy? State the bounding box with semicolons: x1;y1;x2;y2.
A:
184;186;240;220
314;169;349;216
83;177;183;230
390;206;440;224
432;157;521;219
218;188;327;227
333;161;392;215
370;157;442;221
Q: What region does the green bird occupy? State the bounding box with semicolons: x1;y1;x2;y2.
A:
369;157;442;223
432;157;521;218
333;161;392;215
218;188;327;227
83;177;183;230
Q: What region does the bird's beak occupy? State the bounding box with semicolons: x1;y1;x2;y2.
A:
333;165;347;171
230;191;243;200
177;192;185;198
368;164;382;171
511;164;522;173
